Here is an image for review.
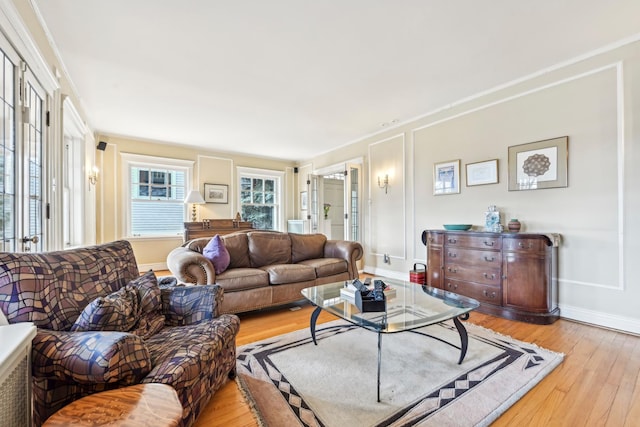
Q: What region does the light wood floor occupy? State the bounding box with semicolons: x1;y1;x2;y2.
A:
193;300;640;427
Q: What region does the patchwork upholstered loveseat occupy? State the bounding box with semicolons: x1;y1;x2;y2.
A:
0;240;239;427
167;231;363;314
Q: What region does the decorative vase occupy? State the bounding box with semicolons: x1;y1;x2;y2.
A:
484;205;501;232
508;219;521;233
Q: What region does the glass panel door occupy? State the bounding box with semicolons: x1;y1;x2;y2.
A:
0;44;17;251
345;163;361;242
308;174;319;233
0;35;47;253
22;71;46;252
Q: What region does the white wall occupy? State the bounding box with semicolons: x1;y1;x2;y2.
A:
307;40;640;334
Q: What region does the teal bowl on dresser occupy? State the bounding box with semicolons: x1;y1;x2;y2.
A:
443;224;472;231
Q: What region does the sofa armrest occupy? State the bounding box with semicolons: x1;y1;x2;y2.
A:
324;240;364;279
32;329;151;385
160;284;223;325
167;246;216;285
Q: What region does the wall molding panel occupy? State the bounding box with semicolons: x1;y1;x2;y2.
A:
410;62;626;291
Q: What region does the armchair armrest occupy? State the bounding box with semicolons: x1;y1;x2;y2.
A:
32;329;151;385
167;246;216;285
324;240;363;279
160;284;224;326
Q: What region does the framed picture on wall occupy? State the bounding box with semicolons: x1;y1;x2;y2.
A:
466;159;499;186
300;191;308;211
433;159;460;195
508;136;568;191
204;183;228;203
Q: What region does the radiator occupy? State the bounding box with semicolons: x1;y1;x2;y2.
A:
0;323;37;427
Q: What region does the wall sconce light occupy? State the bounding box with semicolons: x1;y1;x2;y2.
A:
88;166;99;187
377;174;389;194
184;190;206;222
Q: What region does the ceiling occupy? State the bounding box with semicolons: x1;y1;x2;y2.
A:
32;0;640;161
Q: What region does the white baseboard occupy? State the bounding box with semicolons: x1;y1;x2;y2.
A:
559;304;640;336
362;266;408;281
363;265;640;336
138;262;168;273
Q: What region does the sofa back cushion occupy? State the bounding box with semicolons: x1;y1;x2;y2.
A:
128;270;166;339
290;233;327;263
0;240;139;330
247;232;292;267
222;232;251;268
183;237;210;253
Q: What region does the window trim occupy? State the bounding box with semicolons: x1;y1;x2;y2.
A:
237;166;285;231
121;152;194;239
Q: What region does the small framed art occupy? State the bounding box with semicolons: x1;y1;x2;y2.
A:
433;159;460;195
300;191;308;211
466;159;498;186
508;136;568;191
204;183;228;204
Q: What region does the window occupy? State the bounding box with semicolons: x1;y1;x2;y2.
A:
121;153;193;237
238;167;283;230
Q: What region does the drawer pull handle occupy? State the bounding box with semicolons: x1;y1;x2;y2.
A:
483;273;496;280
484;256;495;262
484;241;495;247
518;242;533;249
447;267;458;273
447;282;458;290
448;238;457;244
482;290;496;299
448;252;457;258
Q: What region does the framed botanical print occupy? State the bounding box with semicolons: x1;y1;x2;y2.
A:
508;136;568;191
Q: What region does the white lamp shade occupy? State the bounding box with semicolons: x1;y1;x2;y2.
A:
184;190;205;204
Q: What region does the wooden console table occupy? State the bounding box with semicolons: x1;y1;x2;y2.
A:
425;230;560;324
43;383;182;427
184;219;253;241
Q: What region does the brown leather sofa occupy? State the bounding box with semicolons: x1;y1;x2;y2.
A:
167;231;363;314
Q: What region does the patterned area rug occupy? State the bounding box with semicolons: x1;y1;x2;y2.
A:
236;319;564;427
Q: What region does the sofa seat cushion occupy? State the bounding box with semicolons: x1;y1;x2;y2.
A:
261;264;316;285
298;258;348;278
215;268;269;292
143;314;240;388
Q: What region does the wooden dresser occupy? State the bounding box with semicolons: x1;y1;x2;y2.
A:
184;219;253;241
425;230;560;324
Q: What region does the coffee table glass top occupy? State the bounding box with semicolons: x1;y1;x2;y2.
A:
301;278;480;333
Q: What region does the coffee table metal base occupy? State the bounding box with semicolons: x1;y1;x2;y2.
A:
309;306;470;402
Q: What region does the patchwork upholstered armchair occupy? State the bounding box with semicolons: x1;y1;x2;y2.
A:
0;240;240;427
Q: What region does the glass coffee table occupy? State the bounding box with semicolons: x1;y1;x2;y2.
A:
301;278;480;402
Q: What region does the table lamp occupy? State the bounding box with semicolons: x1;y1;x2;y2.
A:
184;190;205;221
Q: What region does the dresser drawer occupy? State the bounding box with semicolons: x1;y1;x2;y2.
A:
503;237;547;252
445;263;501;286
444;279;502;305
444;233;502;250
426;231;444;245
445;247;501;268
